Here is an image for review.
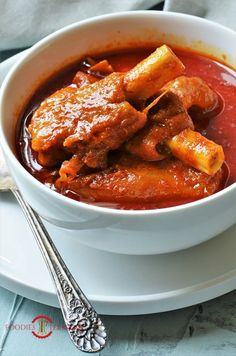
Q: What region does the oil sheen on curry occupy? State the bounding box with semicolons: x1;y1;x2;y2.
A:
17;45;236;210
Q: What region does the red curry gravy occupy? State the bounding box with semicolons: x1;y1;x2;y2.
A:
16;48;236;209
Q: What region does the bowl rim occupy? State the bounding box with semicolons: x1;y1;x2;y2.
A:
0;10;236;217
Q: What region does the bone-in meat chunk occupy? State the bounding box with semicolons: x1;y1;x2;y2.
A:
162;76;219;114
29;72;146;172
125;92;194;161
60;154;223;206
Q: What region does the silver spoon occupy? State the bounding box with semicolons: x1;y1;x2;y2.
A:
0;149;107;353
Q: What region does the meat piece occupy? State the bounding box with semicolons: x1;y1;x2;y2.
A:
59;154;84;180
125;112;193;161
72;71;99;88
29;72;146;174
126;89;224;175
125;92;194;161
89;59;114;75
29;86;78;166
62;100;146;174
144;89;189;122
59;154;223;205
161;76;219;115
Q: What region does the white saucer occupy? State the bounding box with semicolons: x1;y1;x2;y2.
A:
0;52;236;316
1;191;236;315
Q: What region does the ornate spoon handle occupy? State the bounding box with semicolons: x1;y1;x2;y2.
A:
12;188;107;353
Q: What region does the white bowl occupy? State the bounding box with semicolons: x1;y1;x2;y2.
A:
0;11;236;255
